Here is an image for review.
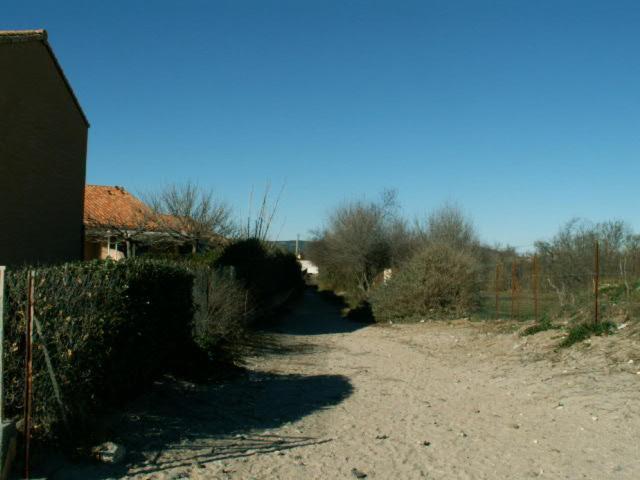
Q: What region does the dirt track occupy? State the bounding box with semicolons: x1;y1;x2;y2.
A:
49;288;640;479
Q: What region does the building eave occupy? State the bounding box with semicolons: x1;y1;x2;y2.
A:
0;29;90;128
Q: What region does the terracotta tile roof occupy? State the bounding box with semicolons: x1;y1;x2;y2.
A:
84;185;154;231
0;29;89;127
84;185;230;246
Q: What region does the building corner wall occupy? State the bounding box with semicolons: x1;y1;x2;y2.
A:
0;40;88;266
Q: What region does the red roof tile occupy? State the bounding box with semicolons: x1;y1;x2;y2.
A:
84;185;153;230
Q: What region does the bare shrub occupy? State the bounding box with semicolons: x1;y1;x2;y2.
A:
307;189;406;304
240;182;285;241
535;218;640;304
193;269;248;364
145;181;235;253
214;238;304;309
369;243;482;322
416;202;479;251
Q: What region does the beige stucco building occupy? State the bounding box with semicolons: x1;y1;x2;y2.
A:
0;30;89;266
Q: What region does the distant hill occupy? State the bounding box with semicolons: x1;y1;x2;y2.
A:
273;240;310;255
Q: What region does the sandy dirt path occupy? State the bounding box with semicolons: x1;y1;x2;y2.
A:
49;288;640;479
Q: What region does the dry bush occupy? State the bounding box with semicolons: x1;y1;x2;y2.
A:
535;219;640;309
145;181;235;253
307;190;409;304
370;243;482;322
415;202;479;252
192;269;249;364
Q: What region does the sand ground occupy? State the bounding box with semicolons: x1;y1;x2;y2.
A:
48;288;640;479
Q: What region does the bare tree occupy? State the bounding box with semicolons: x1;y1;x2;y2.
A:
145;182;235;254
416;202;479;251
534;218;640;303
307;189;403;301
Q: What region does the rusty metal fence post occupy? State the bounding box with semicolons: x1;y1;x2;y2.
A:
24;271;35;480
495;264;501;319
532;255;539;321
594;241;600;325
510;262;517;320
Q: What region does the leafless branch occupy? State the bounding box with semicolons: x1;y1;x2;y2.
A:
144;181;235;253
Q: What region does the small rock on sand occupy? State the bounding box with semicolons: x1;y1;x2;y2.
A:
352;467;368;478
92;442;126;464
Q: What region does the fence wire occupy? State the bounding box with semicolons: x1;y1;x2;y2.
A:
478;247;640;322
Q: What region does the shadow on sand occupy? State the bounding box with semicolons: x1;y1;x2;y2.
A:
41;370;352;479
36;287;362;479
260;287;372;336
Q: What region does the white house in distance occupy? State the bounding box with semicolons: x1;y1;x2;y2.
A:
299;259;319;276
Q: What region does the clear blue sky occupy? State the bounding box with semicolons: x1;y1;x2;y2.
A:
5;1;639;247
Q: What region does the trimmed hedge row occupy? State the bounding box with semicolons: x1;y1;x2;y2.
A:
1;240;303;444
1;239;304;444
2;259;195;442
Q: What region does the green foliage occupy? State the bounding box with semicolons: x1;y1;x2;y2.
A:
369;243;482;323
344;302;374;323
138;244;226;265
269;248;306;296
307;190;413;304
559;321;616;348
599;280;640;302
1;241;303;445
2;259;195;442
520;316;559;336
215;238;304;310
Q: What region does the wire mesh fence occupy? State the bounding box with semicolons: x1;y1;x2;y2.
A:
0;259;203;479
1;266;125;460
0;240;638;474
477;242;640;323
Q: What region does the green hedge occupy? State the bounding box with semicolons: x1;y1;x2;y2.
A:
1;244;302;443
214;238;304;310
2;259;195;442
